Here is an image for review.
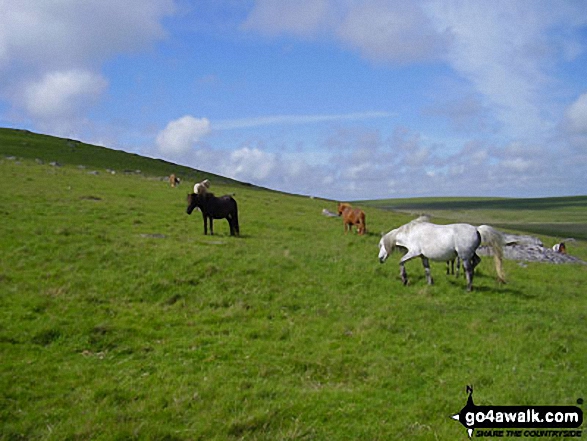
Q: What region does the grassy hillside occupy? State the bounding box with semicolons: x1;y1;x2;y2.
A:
1;129;586;439
0;127;246;188
359;196;587;241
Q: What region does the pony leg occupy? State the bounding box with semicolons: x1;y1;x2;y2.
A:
471;254;481;271
227;216;236;236
400;263;408;285
233;211;240;236
202;213;208;235
422;257;434;285
227;217;233;236
209;218;214;235
462;258;474;292
456;256;461;277
399;251;419;286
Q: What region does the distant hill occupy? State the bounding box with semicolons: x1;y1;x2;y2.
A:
358;196;587;240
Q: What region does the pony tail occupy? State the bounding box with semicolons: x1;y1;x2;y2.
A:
477;225;506;284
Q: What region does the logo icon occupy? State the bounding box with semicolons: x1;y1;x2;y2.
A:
451;386;583;439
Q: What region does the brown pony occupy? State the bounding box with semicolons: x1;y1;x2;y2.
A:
337;202;366;235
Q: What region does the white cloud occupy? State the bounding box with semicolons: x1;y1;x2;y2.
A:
156;116;212;156
242;0;450;64
224;147;277;182
243;0;587;144
23;69;107;120
566;93;587;135
424;94;490;133
215;111;394;130
426;1;587;140
241;0;332;37
0;0;174;133
183;122;586;200
0;0;174;71
502;157;533;173
336;0;450;63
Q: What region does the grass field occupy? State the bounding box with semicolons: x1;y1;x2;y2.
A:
1;129;586;440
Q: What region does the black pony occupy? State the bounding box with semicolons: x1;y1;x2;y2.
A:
186;193;239;236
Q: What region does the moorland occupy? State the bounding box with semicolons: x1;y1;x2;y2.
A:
1;128;585;440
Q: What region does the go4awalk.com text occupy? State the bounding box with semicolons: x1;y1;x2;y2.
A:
451;386;583;439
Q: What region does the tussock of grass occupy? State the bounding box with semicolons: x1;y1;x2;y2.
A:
1;130;586;439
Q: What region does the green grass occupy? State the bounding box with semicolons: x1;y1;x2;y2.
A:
1;129;586;440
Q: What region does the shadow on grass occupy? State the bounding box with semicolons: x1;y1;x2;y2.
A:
446;277;529;298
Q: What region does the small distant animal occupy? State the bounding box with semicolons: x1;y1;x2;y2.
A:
378;217;505;291
552;242;567;254
169;174;180;187
186;192;239;236
194;179;211;195
337;202;366;235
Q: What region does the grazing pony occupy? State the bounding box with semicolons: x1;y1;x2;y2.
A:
186;193;239;236
337;202;366;235
194;179;211;195
169;174;180;187
378;217;504;291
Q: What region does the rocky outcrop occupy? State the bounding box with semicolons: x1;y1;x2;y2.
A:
478;234;584;264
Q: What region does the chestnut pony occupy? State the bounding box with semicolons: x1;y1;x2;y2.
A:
337;203;366;235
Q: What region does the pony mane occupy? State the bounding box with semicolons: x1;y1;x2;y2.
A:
382;216;432;252
397;215;431;235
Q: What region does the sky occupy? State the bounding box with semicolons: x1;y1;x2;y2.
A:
1;0;586;200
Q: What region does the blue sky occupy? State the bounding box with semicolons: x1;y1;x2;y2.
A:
1;0;586;200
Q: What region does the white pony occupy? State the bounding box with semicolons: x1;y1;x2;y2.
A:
378;217;505;291
193;179;210;195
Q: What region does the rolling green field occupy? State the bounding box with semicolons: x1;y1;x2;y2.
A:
1;129;586;440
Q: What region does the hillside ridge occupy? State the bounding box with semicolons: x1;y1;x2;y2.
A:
0;127;261;191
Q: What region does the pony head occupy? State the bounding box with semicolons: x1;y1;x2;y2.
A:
337;202;351;216
186;193;200;214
